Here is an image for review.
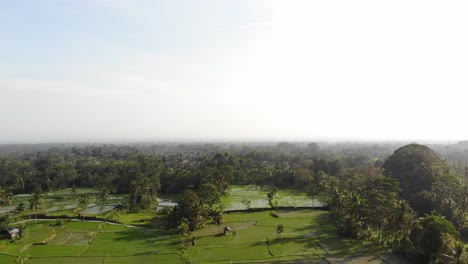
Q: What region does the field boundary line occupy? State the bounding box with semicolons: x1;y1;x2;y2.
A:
79;245;90;256
43;227;56;243
0;252;19;258
88;231;98;245
62;233;73;245
19;243;33;253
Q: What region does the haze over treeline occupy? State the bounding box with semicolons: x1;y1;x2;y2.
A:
2;140;468;162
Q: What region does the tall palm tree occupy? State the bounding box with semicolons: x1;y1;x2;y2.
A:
276;223;284;239
99;187;110;205
16;202;25;214
70;185;77;200
214;212;224;234
28;190;43;224
77;193;90;221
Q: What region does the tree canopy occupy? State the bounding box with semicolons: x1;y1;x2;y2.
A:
382;144;463;218
383;144;448;198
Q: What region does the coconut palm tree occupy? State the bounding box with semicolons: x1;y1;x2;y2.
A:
70;185;77;200
276;223;284;239
77;193;90;221
99;187;110;205
15;202;25;214
28;190;43;224
214;212;224;234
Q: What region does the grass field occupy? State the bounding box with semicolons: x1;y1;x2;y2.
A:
0;220;183;264
188;209;391;263
0;210;407;264
0;187;408;264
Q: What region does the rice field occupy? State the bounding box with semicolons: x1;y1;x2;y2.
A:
0;187;408;264
221;185;324;210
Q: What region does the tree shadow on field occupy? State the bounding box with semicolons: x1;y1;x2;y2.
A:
253;214;385;258
110;228;179;248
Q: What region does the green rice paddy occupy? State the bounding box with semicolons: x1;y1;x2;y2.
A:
0;187;406;264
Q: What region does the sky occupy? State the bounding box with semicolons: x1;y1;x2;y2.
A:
1;0;468;143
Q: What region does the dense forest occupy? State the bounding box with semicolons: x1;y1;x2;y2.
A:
2;141;468;263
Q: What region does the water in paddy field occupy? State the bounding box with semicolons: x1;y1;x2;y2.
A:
222;185;326;211
0;206;16;214
157;198;178;207
45;206;59;212
13;194;31;197
81;205;115;214
156;198;178;211
224;199;324;211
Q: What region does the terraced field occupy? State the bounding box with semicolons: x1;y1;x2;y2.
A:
188;210;403;264
0;221;182;264
0;187;408;264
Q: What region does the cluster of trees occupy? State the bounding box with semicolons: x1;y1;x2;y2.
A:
383;144;468;227
174;183;223;231
2;142;468;262
0;143;373;198
315;144;468;263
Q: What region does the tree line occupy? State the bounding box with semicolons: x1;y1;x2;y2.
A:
316;144;468;263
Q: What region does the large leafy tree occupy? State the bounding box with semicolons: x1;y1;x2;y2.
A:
383;144;466;226
411;215;462;263
0;187;13;206
176;190;203;231
360;177;403;244
383;144;448;199
0;214;11;232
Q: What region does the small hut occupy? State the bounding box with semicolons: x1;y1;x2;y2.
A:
223;226;232;235
7;227;20;239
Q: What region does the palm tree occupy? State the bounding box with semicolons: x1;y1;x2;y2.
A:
16;202;25;214
28;190;43;224
77;193;90;221
99;187;110;205
70;185;77;200
214;212;224;234
241;199;251;210
276;223;284;239
129;174;157;210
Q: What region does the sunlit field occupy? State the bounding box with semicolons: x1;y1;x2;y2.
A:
188;210;395;263
0;208;407;264
0;185;412;264
0;220;182;264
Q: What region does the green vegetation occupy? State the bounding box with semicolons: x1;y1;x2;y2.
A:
0;220;182;264
0;210;397;264
2;142;468;263
189;210;387;263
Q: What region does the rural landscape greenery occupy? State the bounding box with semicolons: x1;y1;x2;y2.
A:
2;0;467;263
1;142;468;263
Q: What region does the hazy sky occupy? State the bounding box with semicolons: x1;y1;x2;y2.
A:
1;1;468;143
